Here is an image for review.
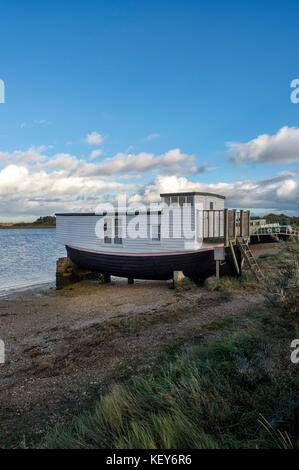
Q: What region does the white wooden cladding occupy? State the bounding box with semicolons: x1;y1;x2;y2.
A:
56;206;229;254
56;210;197;253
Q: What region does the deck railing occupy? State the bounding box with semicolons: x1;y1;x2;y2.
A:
202;209;250;243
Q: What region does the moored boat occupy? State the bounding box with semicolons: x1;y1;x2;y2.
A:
56;192;249;281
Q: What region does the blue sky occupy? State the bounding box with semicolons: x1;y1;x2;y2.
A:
0;0;299;220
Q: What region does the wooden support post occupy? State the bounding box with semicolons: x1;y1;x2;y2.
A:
128;278;134;285
103;274;111;283
224;209;229;245
232;209;237;240
215;260;220;280
247;211;250;238
240;210;244;238
229;241;240;275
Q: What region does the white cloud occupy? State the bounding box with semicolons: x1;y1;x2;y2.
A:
0;166;298;219
90;149;102;160
76;148;207;177
0;142;298;220
0;145;209;219
34;147;207;178
0;146;48;164
131;172;299;213
18;120;51;129
144;133;160;142
0;145;207;178
86;131;104;145
227;126;299;165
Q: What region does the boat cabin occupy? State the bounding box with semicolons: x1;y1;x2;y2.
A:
56;191;236;254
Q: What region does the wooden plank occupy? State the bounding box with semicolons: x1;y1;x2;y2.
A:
216;260;220;279
233;209;237;239
224;209;229;245
229;241;240;275
240;210;244;237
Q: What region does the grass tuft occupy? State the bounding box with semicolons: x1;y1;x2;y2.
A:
41;322;298;449
39;243;299;450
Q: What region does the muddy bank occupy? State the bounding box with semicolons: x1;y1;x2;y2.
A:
0;275;264;447
0;241;282;447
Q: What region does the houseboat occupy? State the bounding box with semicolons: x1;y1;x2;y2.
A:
56;192;250;281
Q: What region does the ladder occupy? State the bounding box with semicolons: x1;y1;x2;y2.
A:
236;237;264;281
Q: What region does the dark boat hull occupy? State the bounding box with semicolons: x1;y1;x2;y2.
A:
66;245;240;281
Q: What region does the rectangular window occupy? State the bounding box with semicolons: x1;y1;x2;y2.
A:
151;224;161;241
104;217;123;244
114;217;123;244
164;196;171;206
179;196;185;207
104;219;112;244
209;202;214;210
171;196;178;205
186;196;194;205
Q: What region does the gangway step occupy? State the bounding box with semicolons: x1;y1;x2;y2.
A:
236;237;264;281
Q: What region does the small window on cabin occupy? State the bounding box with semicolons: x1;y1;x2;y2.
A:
164;197;170;206
114;217;123;244
151;224;161;241
179;196;185;207
186;196;194;205
209;202;214;210
103;219;112;244
171;196;178;205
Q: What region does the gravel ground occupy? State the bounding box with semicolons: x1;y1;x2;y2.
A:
0;243;278;447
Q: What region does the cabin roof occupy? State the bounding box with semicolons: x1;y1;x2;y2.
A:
160;191;225;199
56;210;162;216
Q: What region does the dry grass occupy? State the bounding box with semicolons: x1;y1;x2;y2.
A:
41;323;298;449
39;242;299;450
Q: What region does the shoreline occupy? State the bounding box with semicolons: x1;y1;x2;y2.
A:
0;280;55;300
0;225;56;230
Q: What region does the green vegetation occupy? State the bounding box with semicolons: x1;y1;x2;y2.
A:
263;244;299;331
32;216;56;226
264;213;299;228
251;213;299;229
0;215;56;229
204;316;235;331
204;274;256;294
42;325;297;449
40;246;299;449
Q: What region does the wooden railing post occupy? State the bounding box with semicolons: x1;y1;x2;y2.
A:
247;211;250;237
240;210;244;237
233;209;237;239
224;209;229;245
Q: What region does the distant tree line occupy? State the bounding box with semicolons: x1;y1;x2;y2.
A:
252;213;299;227
5;216;57;227
33;216;56;226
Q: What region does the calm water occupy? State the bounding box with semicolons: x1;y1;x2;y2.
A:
0;229;66;293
